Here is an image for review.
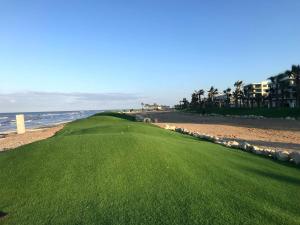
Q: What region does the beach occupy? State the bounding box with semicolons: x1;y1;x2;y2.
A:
134;111;300;152
0;124;64;151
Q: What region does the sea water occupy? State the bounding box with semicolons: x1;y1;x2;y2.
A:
0;110;102;133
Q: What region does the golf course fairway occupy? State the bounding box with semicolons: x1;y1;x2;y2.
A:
0;113;299;225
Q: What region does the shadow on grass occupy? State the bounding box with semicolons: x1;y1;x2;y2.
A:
242;167;300;185
92;112;136;121
0;211;8;219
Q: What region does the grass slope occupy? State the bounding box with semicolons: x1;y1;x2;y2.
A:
0;113;300;225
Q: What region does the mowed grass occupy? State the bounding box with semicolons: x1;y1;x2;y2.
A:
0;113;300;225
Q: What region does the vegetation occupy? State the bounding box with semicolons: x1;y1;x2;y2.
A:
175;64;300;112
1;113;300;225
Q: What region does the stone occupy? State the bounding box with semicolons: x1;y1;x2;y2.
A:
227;141;240;148
289;152;300;164
275;151;290;161
143;118;152;123
135;115;144;122
285;116;296;120
175;127;183;133
251;145;263;154
212;136;220;142
240;142;251;151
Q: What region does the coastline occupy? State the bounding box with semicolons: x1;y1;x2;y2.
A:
0;122;67;152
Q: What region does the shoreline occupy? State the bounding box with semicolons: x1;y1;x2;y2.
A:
0;123;67;152
0;120;71;135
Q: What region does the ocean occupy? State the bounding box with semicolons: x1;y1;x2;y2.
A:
0;110;102;133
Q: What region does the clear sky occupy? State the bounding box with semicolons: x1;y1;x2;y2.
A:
1;0;300;112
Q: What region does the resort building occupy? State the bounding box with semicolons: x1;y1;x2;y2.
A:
243;81;269;98
268;71;297;108
243;81;269;108
144;103;171;111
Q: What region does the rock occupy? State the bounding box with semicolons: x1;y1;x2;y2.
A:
192;132;201;138
240;142;251;151
251;145;263;154
143;118;152;123
212;136;220;142
285;116;296;120
181;128;190;134
215;141;224;145
175;127;181;132
289;151;300;164
275;151;290;161
165;124;176;131
135;115;144;122
227;141;240;148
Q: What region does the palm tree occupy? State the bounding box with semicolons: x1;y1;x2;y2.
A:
244;85;254;108
191;91;199;109
197;89;205;104
182;98;189;109
268;76;279;108
197;89;205;108
207;86;218;106
141;102;144;111
223;88;232;108
233;80;244;108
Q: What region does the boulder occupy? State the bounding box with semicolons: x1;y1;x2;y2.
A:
175;127;183;133
165;124;176;131
143;118;152;123
181;128;190;134
135;115;144;122
275;151;290;162
251;145;263;154
289;151;300;165
212;136;220;142
240;142;251;151
227;141;240;148
285;116;296;120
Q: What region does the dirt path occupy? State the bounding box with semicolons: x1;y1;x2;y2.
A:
0;125;64;152
136;111;300;152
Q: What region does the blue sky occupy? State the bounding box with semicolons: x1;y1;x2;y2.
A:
1;0;300;112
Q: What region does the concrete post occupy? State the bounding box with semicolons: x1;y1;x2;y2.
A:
16;114;26;134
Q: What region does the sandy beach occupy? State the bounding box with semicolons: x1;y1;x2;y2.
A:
0;124;64;152
135;111;300;152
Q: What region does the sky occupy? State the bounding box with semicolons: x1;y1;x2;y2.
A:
1;0;300;112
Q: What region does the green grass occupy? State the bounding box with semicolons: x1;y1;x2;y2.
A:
0;113;300;225
187;107;300;118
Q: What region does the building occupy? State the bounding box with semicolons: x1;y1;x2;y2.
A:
144;103;171;111
268;71;297;108
243;81;269;107
244;81;269;98
215;94;229;107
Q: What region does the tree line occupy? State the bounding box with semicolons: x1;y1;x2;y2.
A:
175;65;300;110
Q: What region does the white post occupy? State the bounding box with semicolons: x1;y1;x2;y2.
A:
16;114;26;134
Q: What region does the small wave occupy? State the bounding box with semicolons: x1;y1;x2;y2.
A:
41;113;63;117
0;117;8;120
25;120;32;123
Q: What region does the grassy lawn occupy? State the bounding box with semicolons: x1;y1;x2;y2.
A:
187;107;300;118
0;113;300;225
